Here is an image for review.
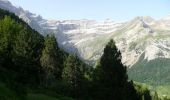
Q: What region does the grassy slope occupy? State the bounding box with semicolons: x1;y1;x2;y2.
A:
27;93;74;100
0;82;74;100
134;82;170;99
154;85;170;98
0;82;20;100
27;94;59;100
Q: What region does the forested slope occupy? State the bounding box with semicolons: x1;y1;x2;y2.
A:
0;8;167;100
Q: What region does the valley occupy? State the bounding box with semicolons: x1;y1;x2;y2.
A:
0;0;170;99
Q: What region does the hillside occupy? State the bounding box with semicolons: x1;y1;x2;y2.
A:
0;8;75;100
128;53;170;85
0;7;161;100
0;0;170;100
3;1;168;86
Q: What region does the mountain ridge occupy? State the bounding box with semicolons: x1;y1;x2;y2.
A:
0;0;170;67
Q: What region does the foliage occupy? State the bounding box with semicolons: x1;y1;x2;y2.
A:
134;83;152;100
0;15;44;86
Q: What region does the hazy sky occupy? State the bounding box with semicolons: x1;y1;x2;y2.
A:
8;0;170;21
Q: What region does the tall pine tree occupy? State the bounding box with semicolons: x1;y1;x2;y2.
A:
92;39;138;100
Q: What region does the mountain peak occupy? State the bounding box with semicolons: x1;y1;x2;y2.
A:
133;16;154;23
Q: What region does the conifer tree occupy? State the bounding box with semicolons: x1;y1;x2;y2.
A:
92;39;138;100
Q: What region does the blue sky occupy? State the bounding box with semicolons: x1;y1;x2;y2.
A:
9;0;170;21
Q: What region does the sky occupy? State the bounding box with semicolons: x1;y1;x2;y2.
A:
8;0;170;21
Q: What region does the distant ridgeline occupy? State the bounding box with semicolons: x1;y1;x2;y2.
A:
0;8;168;100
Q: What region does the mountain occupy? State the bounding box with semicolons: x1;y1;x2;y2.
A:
1;0;170;68
0;7;156;100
